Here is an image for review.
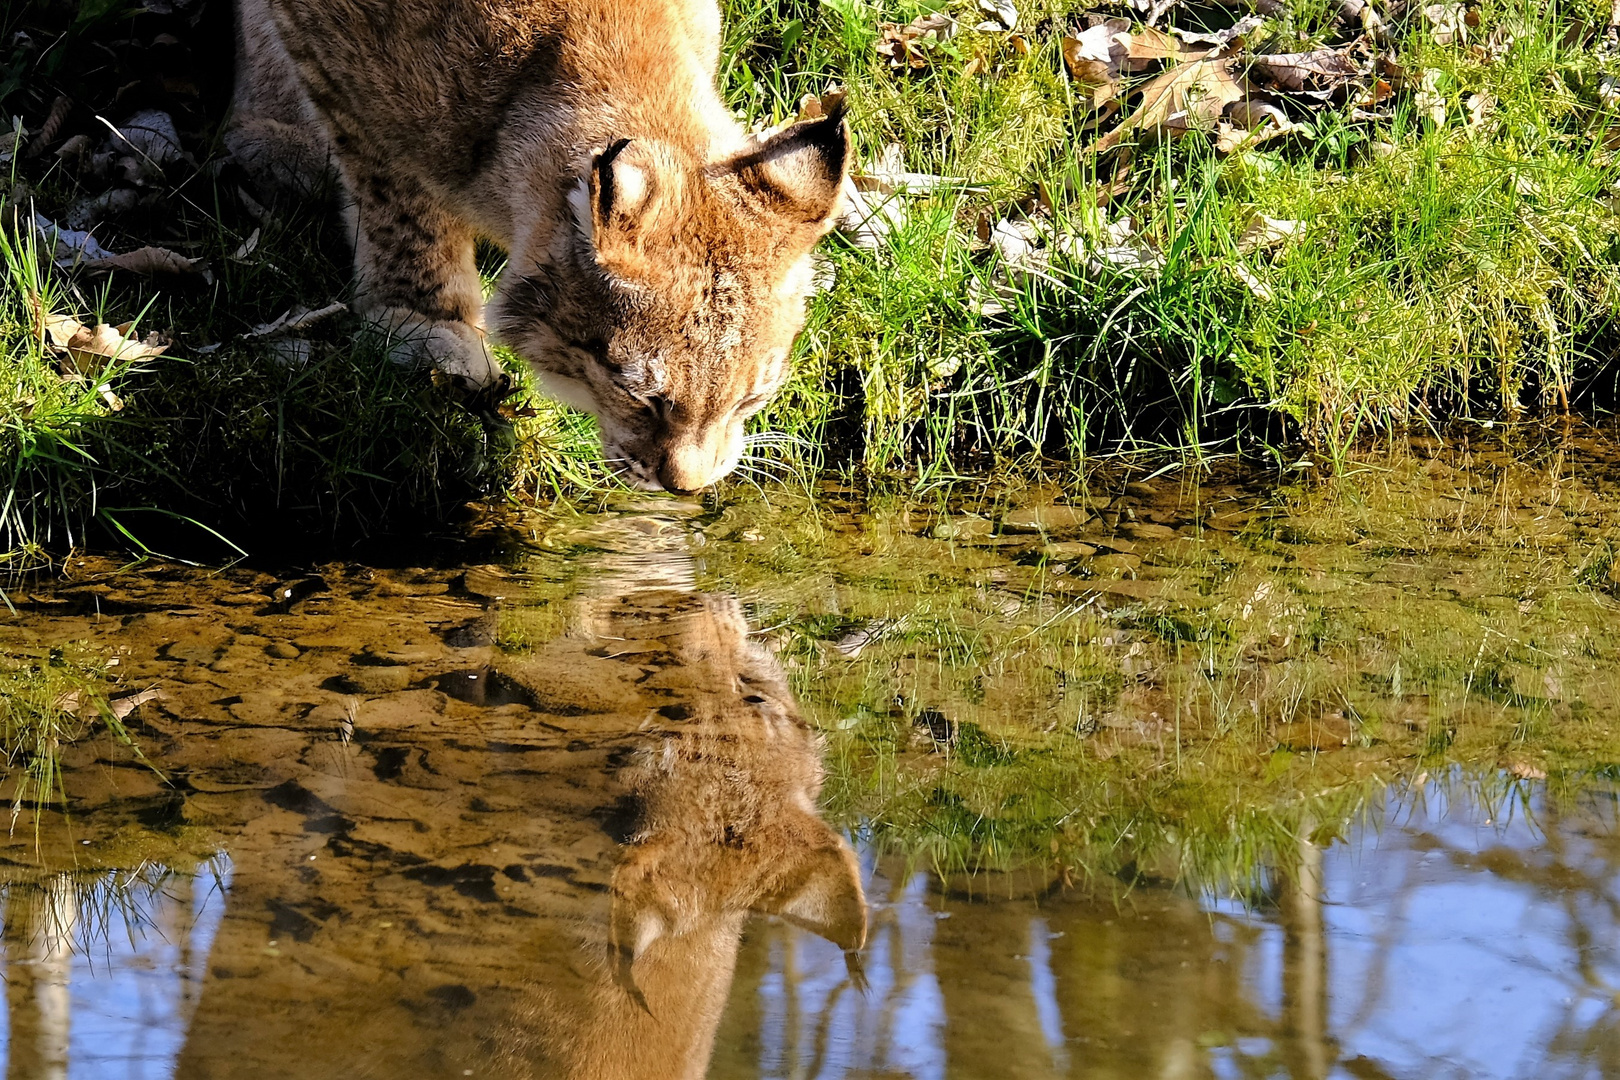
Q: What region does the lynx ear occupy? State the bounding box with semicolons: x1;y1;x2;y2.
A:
758;833;868;951
733;106;850;228
580;139;679;282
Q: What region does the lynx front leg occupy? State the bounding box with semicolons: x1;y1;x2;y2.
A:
342;163;507;392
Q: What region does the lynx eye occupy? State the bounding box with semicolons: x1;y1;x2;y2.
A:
641;394;671;421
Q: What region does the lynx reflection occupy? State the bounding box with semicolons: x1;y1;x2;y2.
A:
494;587;868;1079
169;515;866;1080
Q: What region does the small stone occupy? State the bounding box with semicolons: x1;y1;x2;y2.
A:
930;515;993;540
1121;522;1178;540
266;642;301;659
1041;541;1097;560
1001;504;1093;534
1089;553;1141;575
347;666;413;694
164;634;229;665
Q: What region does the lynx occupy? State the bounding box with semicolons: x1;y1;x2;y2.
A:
228;0;850;492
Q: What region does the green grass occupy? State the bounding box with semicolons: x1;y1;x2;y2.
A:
0;640;148;836
731;0;1620;470
3;0;1620;553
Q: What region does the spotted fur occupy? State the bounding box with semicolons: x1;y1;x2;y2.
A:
229;0;850;492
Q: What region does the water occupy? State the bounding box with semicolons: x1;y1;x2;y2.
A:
4;435;1620;1078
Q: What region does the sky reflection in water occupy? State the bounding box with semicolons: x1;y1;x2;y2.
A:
7;784;1616;1080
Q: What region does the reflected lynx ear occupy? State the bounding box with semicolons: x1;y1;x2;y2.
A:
580;139;680;283
758;830;868;952
732;104;850;228
608;836;675;1014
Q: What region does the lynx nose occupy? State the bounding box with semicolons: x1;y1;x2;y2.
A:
656;443;713;495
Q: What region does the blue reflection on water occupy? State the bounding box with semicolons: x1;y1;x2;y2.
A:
0;857;230;1080
7;778;1620;1080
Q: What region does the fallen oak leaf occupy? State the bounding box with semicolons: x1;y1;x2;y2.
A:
1214;109;1297;154
836;181;908;249
1415;69;1448;127
1125;25;1216;68
230;227;260;261
53;320;170;377
244;301;349;339
1089;58;1262;155
976;0;1018;31
32;211;116;264
1226;99;1295;131
1231;261;1273;300
1171;13;1266;46
1421;2;1468;44
852;142;975;194
1062;19;1131;108
104;687;167;721
1236;213;1304;253
31;212;207;277
876;11;958;69
84;245;206;277
1248;49;1362;95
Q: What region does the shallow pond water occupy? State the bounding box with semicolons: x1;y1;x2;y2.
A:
6;432;1620;1078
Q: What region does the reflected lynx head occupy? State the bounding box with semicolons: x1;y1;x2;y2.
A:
491;110;850;494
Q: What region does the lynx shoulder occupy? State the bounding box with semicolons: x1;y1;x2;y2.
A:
228;0;850;492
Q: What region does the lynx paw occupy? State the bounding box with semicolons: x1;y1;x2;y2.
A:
368;309;508;393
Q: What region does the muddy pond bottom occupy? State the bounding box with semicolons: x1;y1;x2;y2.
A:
6;436;1620;1079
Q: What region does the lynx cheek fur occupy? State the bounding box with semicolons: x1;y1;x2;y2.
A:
228;0;850;493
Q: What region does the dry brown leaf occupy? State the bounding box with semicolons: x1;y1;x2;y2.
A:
1062;19;1131;108
1353;78;1393;108
837;181;907;249
85;245;205;276
245;302;348;339
1125;25;1214;69
1171;13;1266;47
1062;19;1216;102
27;94;71;157
1421;3;1468;44
1231;261;1273;300
230;227;261;261
795;86;848;121
1214;103;1297;154
1415;69;1447;127
876;12;958;69
1248;49;1362;95
1236;213;1304;252
976;0;1018;31
1090;58;1260;154
852;142;971;195
1062;217;1166;276
1465;90;1495;129
106;687;166;721
44;313;169;377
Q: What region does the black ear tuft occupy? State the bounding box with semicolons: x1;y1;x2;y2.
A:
594;137;634;221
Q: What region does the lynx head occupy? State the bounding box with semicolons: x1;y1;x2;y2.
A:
493;109;849;494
